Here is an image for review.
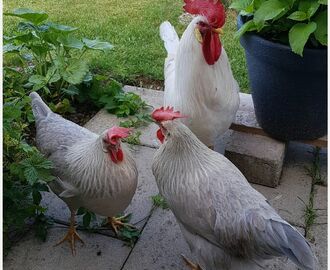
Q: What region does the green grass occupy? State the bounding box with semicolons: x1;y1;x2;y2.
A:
3;0;249;91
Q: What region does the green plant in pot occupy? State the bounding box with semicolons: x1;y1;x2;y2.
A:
230;0;327;141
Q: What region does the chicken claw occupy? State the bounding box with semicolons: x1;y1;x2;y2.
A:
54;226;84;256
108;215;136;235
54;211;84;256
181;254;204;270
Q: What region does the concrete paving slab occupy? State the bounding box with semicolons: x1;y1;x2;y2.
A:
252;143;313;227
225;131;286;187
124;146;159;226
313;185;327;225
123;208;304;270
309;224;327;270
122;208;191;270
4;227;131;270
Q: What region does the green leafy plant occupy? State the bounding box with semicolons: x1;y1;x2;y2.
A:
114;214;140;247
151;194;169;210
231;0;327;56
76;207;98;229
122;131;142;145
3;91;55;254
4;8;112;109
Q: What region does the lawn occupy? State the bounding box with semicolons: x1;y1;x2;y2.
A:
3;0;249;92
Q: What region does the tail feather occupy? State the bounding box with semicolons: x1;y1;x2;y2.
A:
272;221;316;270
29;92;52;120
160;21;179;55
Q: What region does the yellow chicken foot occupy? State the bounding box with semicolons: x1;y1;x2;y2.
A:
107;215;136;235
54;211;84;256
181;254;203;270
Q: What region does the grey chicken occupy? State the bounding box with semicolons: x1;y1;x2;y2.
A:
151;106;315;270
30;92;138;255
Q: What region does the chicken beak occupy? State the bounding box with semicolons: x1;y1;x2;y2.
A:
194;28;203;44
212;27;224;35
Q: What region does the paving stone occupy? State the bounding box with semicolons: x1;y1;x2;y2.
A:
124;146;159;226
313;185;327;224
123;208;304;270
309;224;327;270
4;227;130;270
252;143;313;227
225;131;286;187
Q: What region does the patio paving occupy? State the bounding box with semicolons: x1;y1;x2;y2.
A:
4;88;327;270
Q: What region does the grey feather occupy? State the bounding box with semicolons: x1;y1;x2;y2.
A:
29;91;52;120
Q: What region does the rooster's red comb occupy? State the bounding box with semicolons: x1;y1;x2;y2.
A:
107;126;132;144
183;0;225;28
151;106;186;122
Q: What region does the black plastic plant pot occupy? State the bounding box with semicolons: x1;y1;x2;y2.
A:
238;15;327;141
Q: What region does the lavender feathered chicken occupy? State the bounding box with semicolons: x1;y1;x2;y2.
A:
30;92;138;255
151;107;315;270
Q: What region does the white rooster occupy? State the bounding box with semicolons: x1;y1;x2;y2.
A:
30;92;138;255
151;107;315;270
160;0;239;149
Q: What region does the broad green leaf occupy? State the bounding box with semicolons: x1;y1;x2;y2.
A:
299;0;320;18
77;207;86;215
5;8;48;25
61;85;80;95
82;38;113;52
3;44;22;53
254;0;288;24
287;11;307;21
4;33;34;43
57;35;84;49
30;44;49;57
289;22;317;56
83;212;91;227
23;166;39;185
235;20;257;38
318;0;327;5
61;59;89;85
41;31;61;45
45;66;61;84
17;21;39;32
47;22;78;32
230;0;254;10
29;75;47;91
313;10;327;45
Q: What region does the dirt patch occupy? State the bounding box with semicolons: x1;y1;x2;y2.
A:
129;75;164;91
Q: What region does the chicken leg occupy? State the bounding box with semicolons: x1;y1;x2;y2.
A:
107;215;136;235
181;254;204;270
54;211;84;256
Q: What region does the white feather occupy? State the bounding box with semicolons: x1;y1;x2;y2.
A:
161;16;240;146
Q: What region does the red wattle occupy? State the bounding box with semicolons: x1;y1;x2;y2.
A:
156;128;165;144
109;148;124;163
202;31;221;65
